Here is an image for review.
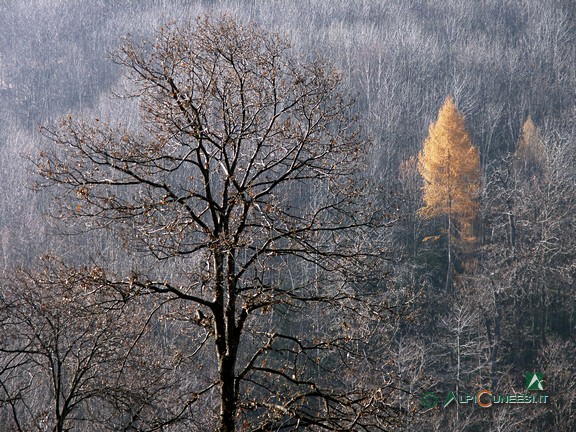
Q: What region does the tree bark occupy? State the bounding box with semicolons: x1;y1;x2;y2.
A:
214;250;240;432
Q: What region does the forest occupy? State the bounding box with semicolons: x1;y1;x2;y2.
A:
0;0;574;431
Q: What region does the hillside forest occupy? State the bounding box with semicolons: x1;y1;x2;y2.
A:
0;1;575;431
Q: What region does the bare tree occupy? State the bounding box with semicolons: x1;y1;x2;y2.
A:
0;259;134;431
37;15;403;431
0;257;211;431
537;337;576;431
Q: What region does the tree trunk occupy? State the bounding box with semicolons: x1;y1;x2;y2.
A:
219;353;237;432
214;251;240;432
446;211;453;291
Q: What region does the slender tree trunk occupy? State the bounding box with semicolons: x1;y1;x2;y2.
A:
446;211;453;291
487;281;502;390
455;328;460;422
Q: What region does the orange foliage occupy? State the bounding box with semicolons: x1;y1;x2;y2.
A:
417;96;480;242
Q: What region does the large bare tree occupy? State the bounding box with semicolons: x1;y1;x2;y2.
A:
37;15;402;431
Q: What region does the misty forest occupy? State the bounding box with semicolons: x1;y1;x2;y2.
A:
0;1;575;431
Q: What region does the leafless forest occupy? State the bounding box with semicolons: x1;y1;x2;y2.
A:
0;1;574;431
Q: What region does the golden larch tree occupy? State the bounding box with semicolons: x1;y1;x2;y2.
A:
417;96;480;287
514;115;547;179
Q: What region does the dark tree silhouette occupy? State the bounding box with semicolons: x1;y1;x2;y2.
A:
38;15;403;431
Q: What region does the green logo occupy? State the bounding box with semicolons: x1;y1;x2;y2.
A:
526;372;545;391
443;391;456;408
420;391;438;409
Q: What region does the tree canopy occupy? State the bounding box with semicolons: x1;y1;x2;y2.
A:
418;96;480;242
514;115;547;179
35;14;401;432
